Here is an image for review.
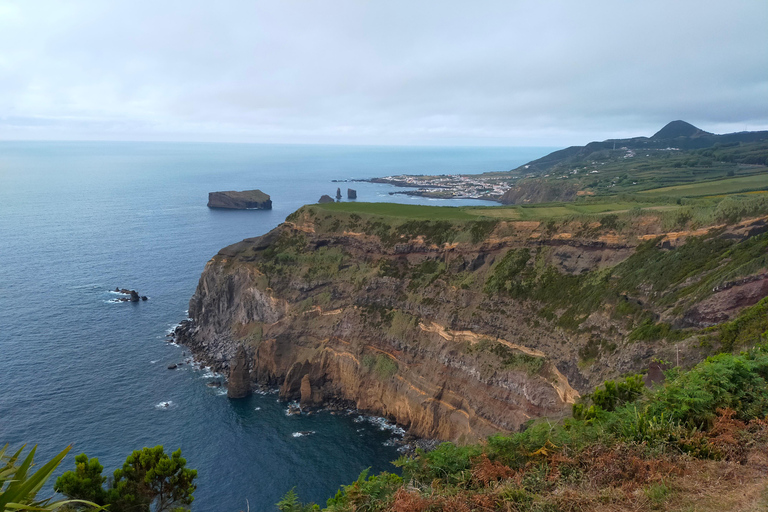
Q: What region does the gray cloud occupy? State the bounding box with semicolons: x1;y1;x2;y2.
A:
0;0;766;146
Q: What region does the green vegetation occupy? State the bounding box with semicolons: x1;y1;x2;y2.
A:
282;342;768;511
503;135;768;199
54;446;196;512
0;444;98;511
717;297;768;352
362;353;399;380
478;226;768;338
639;173;768;197
311;191;768;230
316;201;479;220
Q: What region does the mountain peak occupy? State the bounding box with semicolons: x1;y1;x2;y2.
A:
652;120;711;139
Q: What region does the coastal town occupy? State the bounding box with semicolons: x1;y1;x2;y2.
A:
363;173;516;201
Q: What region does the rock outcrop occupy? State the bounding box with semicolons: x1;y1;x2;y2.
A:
318;195;335;204
347;188;357;199
176;206;768;442
208;190;272;210
113;288;147;302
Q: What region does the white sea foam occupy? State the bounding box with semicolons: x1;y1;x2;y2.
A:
199;366;221;379
292;431;315;438
285;401;301;416
150;360;158;364
254;407;261;411
155;401;173;409
216;389;227;396
353;415;405;436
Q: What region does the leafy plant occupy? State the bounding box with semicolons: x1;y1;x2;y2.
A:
276;488;318;512
0;444;99;511
324;469;402;512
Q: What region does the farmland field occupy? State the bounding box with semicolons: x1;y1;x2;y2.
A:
639;173;768;197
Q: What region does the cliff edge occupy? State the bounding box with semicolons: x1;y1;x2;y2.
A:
176;202;768;442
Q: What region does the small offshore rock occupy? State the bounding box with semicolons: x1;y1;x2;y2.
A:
141;296;148;301
336;187;342;199
207;189;272;210
347;188;357;199
167;364;177;370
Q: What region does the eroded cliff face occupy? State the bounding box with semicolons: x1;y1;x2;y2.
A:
176;206;768;442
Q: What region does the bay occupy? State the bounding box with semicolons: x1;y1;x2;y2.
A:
0;141;551;510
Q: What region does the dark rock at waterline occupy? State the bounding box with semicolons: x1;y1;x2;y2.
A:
336;187;342;199
207;189;272;210
227;345;251;399
167;364;177;370
113;288;148;302
347;188;357;199
317;194;335;204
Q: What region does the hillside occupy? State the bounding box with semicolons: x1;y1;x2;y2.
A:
283;345;768;511
513;121;768;177
367;122;768;204
175;194;768;446
484;122;767;205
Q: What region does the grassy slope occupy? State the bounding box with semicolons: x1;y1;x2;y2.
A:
284;340;768;512
479;138;768;201
279;181;768;511
317;199;682;221
307;194;768;338
639;173;768;197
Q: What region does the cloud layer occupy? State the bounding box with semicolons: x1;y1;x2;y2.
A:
1;0;766;146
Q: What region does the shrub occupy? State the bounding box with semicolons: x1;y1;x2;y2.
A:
325;470;402;512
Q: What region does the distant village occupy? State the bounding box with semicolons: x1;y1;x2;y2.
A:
364;174;515;201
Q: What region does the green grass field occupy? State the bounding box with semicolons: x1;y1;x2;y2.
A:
315;200;680;222
315;201;480;220
639;172;768;197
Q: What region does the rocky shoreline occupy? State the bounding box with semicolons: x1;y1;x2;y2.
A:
170;320;436;453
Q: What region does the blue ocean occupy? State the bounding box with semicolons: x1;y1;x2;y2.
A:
0;142;551;510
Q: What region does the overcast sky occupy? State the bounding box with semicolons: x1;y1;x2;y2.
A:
0;1;766;146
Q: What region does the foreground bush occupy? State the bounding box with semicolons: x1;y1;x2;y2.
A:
55;446;196;512
281;343;768;511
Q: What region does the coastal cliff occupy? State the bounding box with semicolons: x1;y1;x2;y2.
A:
207;189;272;209
176;202;768;442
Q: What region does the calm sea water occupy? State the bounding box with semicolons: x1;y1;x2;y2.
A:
0;142;551;510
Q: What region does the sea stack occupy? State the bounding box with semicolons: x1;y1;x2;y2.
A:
347;188;357;199
207;190;272;210
227;345;251;399
336;187;342;200
300;374;313;408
